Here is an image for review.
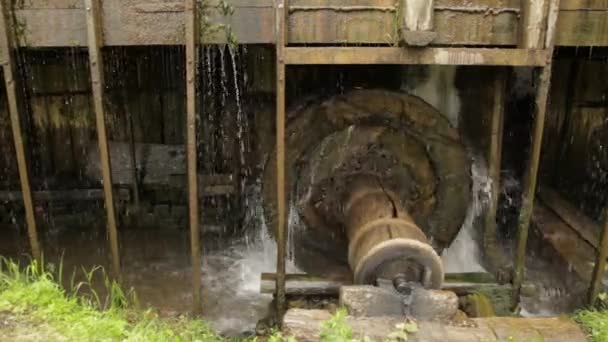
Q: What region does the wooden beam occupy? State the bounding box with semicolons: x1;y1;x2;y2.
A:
1;0;606;47
284;47;550;66
275;0;288;321
260;272;535;296
184;0;202;314
483;70;509;278
261;273;351;296
589;208;608;305
0;0;41;262
538;186;601;250
513;0;560;297
532;203;595;283
520;0;550;48
84;0;121;278
0;189;130;202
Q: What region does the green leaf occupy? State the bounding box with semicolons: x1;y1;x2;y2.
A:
403;322;419;333
388;330;408;341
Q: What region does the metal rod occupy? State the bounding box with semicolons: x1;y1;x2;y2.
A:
185;0;202;314
0;0;41;262
85;0;121;278
589;209;608;305
275;0;288;321
513;0;561;296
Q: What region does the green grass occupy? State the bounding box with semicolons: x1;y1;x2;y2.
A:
574;309;608;342
0;257;236;341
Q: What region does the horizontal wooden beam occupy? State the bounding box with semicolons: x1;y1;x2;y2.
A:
260;272;536;296
284;47;550;66
0;189;131;202
6;0;607;47
538;186;601;250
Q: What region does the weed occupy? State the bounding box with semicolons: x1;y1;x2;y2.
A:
0;257;219;341
320;308;353;342
574;308;608;342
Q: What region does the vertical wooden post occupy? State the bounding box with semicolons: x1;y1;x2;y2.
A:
513;0;560;294
0;0;41;262
589;210;608;305
275;0;288;321
185;0;202;314
85;0;121;278
520;0;550;49
483;70;507;279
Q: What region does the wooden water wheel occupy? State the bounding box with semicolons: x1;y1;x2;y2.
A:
262;90;471;287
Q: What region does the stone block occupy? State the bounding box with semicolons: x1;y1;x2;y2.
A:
339;285;403;317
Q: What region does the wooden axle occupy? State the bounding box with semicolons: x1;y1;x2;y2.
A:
343;178;443;287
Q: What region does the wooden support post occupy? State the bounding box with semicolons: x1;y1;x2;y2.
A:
520;0;550;49
513;0;560;297
483;70;508;281
0;0;41;262
275;0;288;321
589;209;608;305
185;0;202;314
85;0;121;278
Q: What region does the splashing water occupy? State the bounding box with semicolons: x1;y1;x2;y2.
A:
441;156;490;273
202;184;300;336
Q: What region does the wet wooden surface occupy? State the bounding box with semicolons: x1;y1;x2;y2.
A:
532;202;596;282
2;0;606;47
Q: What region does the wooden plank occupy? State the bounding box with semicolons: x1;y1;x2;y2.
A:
520;0;550;48
0;0;41;262
259;272;530;296
0;189;130;202
538;186;601;250
284;47;549;66
560;1;608;11
2;0;606;46
589;207;608;304
513;0;559;295
483;70;508;276
532;203;595;282
184;0;202;314
555;10;608;46
261;273;351;296
85;0;121;278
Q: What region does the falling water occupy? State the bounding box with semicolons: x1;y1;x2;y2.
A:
441;156;490;273
228;46;247;203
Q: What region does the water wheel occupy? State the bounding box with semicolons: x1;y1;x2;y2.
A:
262;90;471;288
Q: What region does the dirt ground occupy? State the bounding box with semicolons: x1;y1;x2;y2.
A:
0;311;66;342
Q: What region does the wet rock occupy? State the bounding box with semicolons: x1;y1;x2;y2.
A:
339;285;403;317
409;288;458;321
